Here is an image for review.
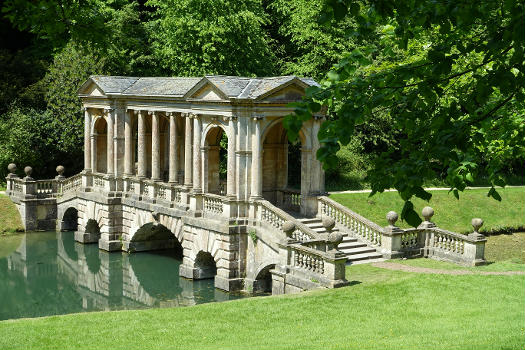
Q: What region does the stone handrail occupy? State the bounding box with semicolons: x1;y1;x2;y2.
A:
58;173;82;196
289;243;326;276
8;177;24;195
203;193;224;215
92;173;106;189
256;199;323;243
318;196;384;247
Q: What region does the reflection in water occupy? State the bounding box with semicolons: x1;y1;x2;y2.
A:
0;232;245;320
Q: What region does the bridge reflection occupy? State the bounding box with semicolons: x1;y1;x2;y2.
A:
1;232;241;320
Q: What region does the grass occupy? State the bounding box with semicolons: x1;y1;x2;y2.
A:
0;263;523;349
330;187;525;234
0;194;23;235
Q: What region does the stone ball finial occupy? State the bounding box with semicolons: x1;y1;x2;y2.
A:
471;218;484;233
7;163;16;174
329;231;343;249
24;166;33;177
56;165;65;176
386;211;398;226
422;206;434;221
322;216;336;232
282;221;296;237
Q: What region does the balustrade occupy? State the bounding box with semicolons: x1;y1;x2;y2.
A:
319;196;383;246
203;194;223;215
36;180;55;196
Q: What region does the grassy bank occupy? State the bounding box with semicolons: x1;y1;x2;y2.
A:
0;194;23;235
330;187;525;233
0;262;523;350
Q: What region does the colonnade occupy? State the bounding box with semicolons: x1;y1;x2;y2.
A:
82;108;238;198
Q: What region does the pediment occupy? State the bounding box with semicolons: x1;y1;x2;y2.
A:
78;80;106;97
255;78;309;101
185;79;229;100
261;85;305;102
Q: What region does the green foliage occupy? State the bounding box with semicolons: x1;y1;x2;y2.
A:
43;42;105;155
147;0;276;76
248;229;258;244
287;0;525;226
0;107;59;179
325;139;369;191
265;0;355;80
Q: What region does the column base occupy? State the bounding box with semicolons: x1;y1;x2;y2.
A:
98;239;122;252
214;276;244;292
74;231;99;244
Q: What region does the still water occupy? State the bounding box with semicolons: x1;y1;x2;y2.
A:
0;232;246;321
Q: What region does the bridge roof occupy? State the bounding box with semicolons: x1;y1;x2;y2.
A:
78;75;319;100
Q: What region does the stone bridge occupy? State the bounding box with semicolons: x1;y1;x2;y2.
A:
5;75;488;296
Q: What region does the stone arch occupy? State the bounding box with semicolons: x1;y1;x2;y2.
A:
193;251;217;279
126;217;183;255
253;263;276;293
202;123;229;194
260;119;309;206
60;207;78;232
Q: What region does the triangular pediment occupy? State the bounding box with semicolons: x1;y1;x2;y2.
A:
184;78;229;100
77;78;107;97
255;78;308;101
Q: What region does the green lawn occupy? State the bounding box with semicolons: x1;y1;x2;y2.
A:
0;194;23;235
330;187;525;234
0;263;523;350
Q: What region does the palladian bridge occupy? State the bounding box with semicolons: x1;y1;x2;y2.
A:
5;75;488;295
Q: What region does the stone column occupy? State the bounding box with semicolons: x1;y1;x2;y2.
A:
137;111;147;178
91;133;97;173
105;108;114;175
192;114;202;192
227;117;236;197
168;112;178;183
84;108;91;171
124;109;133;175
184;114;193;187
151;111;161;181
250;116;262;198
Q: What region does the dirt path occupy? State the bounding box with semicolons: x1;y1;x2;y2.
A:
371;261;525;276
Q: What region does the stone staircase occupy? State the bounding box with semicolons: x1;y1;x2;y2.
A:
296;217;383;264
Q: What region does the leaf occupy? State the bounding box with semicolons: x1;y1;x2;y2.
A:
401;201;422;227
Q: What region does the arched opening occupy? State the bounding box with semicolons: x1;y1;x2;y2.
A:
61;207;78;232
85;219;101;238
94;117;108;173
203;125;228;194
254;264;275;294
262;121;303;209
129;223;182;257
194;251;217;280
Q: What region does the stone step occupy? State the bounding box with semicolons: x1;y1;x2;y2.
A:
338;241;368;249
344;251;383;262
341;246;378;256
348;257;386;265
297;218;321;224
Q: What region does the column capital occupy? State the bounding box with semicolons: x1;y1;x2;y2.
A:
166;112;173;117
104;108;114;114
148;110;156;116
83;107;90;113
252;115;264;121
225;115;238;122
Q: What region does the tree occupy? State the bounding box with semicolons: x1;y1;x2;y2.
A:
285;0;525;226
147;0;276;76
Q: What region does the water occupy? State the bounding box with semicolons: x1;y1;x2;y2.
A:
0;232;246;321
